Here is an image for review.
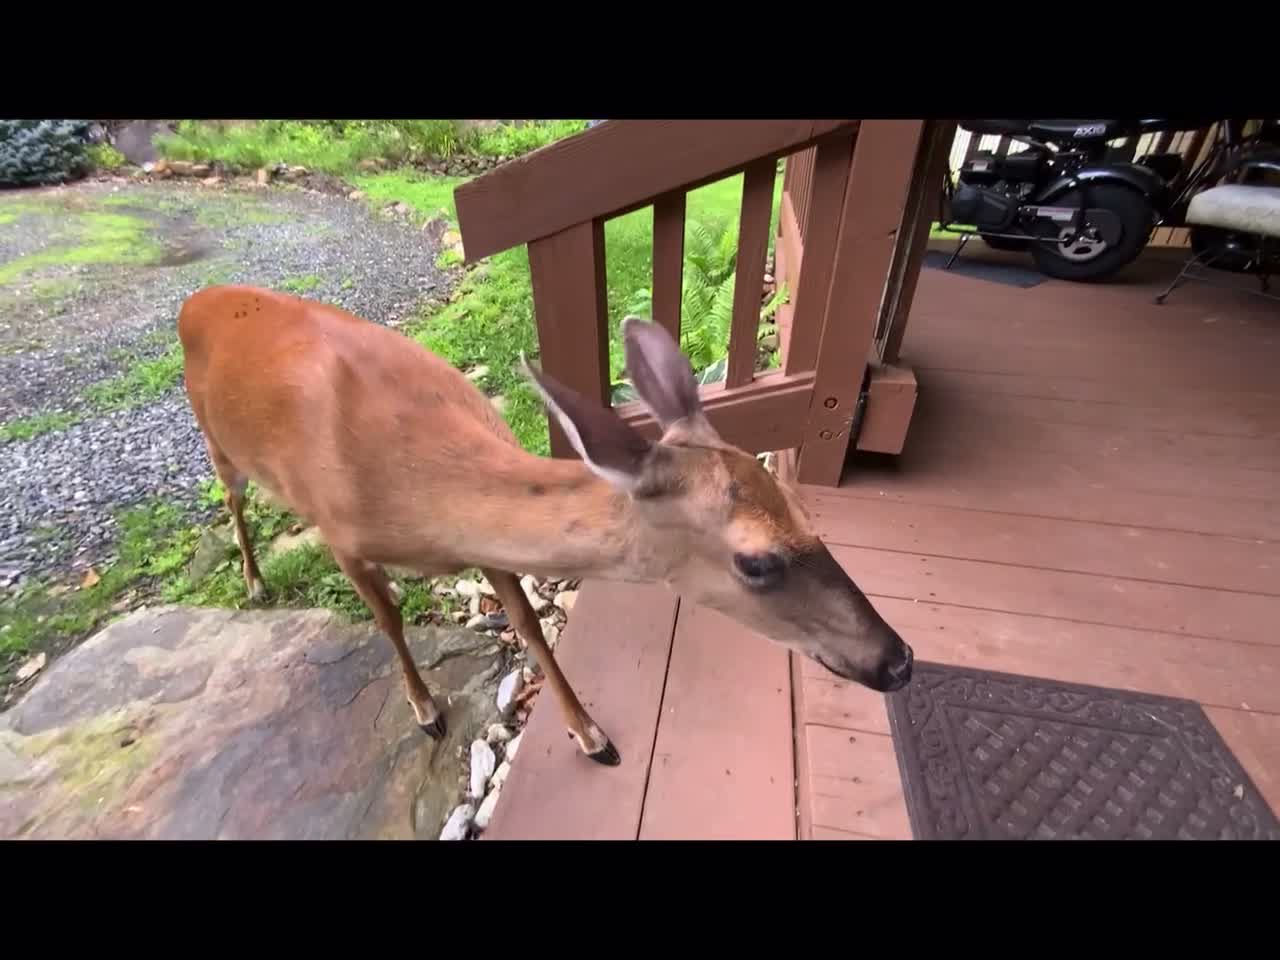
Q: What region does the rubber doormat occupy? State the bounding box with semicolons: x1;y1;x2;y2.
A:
885;662;1280;840
923;249;1045;288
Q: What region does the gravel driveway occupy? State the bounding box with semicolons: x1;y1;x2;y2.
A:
0;176;451;592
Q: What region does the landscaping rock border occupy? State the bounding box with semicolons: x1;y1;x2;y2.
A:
432;568;578;840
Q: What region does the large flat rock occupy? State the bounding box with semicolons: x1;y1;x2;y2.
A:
0;605;506;839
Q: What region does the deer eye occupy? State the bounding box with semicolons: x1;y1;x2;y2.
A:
733;551;786;590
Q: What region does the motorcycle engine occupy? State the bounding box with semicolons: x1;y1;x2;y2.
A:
949;181;1019;230
951;150;1046;230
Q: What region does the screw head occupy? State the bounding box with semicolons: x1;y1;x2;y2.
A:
819;429;833;440
824;397;838;409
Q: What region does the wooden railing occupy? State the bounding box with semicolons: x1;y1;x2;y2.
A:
453;120;946;486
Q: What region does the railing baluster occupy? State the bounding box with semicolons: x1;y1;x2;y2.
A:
725;158;777;389
785;133;854;376
651;192;686;343
795;148;814;236
527;219;610;459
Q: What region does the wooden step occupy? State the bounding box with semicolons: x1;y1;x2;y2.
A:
480;580;678;840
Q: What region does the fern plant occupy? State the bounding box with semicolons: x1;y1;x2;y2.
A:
613;219;789;403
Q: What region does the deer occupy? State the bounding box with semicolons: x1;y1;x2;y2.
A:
176;285;913;766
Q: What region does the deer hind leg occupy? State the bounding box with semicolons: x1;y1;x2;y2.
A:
331;548;447;739
481;567;619;766
202;438;266;602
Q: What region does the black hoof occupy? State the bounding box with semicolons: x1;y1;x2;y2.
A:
588;739;621;766
419;715;447;739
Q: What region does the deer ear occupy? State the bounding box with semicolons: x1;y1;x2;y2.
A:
521;355;653;490
621;316;708;430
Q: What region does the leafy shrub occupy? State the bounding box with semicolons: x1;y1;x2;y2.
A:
468;120;590;157
0;120;93;187
154;119;590;174
613;220;788;402
156;119;471;174
86;142;126;170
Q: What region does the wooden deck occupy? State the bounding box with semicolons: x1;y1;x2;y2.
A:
483;245;1280;841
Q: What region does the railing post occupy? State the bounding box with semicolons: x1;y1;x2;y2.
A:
795;120;927;487
527;219;610;459
784;132;855;376
876;118;957;366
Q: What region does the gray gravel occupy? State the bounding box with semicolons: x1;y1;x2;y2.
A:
0;176;454;592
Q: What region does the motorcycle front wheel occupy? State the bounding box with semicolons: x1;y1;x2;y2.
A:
1029;183;1154;282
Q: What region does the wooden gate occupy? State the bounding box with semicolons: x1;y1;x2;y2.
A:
453;119;949;487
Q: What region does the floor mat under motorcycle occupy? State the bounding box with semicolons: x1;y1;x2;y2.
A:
924;249;1045;288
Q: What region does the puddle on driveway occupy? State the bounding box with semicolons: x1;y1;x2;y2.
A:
150;241;214;268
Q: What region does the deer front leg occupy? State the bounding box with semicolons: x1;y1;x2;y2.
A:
331;548;447;739
481;568;619;766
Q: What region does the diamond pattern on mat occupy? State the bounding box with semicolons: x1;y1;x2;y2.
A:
885;662;1280;841
954;710;1229;840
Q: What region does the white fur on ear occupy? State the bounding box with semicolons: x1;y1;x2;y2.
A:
519;353;643;491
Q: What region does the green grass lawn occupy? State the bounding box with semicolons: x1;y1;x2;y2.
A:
0;209;163;286
1;122;790;675
154;120;591;175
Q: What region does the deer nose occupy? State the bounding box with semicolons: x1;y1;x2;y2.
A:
881;643;914;691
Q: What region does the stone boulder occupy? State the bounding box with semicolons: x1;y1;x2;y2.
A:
0;605;505;840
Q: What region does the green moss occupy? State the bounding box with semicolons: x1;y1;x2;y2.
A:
279;274;322;294
197;263;236;287
12;707;161;822
0;411;80;443
0;340;187;444
30;277;84;302
0;210;163;285
83;343;184;412
0;501;195;662
193;202;287;229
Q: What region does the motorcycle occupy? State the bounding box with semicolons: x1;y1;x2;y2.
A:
935;118;1224;282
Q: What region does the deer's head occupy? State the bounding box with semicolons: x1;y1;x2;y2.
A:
523;317;913;693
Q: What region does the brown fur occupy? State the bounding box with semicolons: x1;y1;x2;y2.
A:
177;285;912;761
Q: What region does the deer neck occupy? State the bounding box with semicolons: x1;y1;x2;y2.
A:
470;448;669;583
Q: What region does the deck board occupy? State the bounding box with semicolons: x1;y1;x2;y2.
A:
808;496;1280;595
488;247;1280;841
830;544;1280;647
855;596;1280;713
480;580;678;840
1204;707;1280;815
833;456;1280;542
638;604;794;840
804;725;912;840
916;377;1280;442
794;250;1280;840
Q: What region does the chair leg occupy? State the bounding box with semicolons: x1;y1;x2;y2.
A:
1154;246;1223;304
